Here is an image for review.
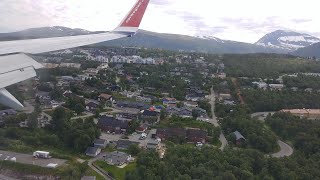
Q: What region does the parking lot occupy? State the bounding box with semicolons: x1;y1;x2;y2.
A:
0;150;67;168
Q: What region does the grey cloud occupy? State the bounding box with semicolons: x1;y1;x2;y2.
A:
291;18;312;23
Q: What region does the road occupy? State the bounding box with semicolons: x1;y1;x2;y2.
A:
271;140;294;158
209;88;228;150
0;174;18;180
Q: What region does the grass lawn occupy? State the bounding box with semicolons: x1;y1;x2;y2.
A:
95;161;137;180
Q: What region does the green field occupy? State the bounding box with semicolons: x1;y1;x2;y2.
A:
95;161;137;180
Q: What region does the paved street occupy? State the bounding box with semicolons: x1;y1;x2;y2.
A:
209;88;228;150
271;140;294;158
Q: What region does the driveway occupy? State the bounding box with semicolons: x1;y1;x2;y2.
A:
271;140;294;158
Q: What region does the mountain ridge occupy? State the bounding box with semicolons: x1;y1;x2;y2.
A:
0;26;310;54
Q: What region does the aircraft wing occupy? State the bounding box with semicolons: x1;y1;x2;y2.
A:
0;0;150;110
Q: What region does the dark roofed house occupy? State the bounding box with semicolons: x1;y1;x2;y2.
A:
156;128;187;141
94;139;108;148
85;147;101;157
86;101;99;112
136;124;148;133
186;129;208;143
97;116;129;134
233;131;246;145
116;140;139;150
116;113;138;121
141;110;159;124
116;101;146;109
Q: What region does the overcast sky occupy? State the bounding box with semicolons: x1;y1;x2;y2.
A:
1;0;319;43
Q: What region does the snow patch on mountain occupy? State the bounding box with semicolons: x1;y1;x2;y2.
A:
255;30;320;51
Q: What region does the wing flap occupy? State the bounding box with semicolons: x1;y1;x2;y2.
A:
0;88;24;110
0;66;37;89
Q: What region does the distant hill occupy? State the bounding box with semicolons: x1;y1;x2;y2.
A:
0;26;95;41
255;30;320;51
0;27;286;54
293;42;320;58
98;30;285;54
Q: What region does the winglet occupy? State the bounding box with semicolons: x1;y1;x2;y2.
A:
113;0;150;36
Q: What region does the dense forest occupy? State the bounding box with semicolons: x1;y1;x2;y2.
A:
125;111;320;180
217;105;278;153
283;74;320;90
222;54;320;78
242;89;320;112
126;145;320;180
266;112;320;156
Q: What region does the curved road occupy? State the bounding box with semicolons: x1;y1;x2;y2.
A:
271;140;294;158
209;88;228;150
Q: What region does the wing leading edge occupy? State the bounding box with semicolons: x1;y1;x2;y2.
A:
0;0;150;110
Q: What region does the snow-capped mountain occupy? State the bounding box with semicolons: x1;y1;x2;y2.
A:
255;30;320;51
195;35;225;43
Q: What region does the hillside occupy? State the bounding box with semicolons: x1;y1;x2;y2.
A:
99;30;285;54
293;42;320;58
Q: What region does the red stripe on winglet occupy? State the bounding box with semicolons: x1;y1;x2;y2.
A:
120;0;150;27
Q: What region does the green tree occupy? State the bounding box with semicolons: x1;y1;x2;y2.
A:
74;103;85;115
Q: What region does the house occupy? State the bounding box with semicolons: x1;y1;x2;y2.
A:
63;90;73;98
147;139;160;149
116;140;139;150
136;96;152;103
233;131;246;145
104;151;133;166
141;110;158;124
86;101;99;112
94;139;108;148
219;93;232;100
108;85;121;92
186;129;207;143
136;124;148;133
115;113;138;121
116;101;146;109
85;147;101;157
269;84;284;91
162;98;177;106
184;101;198;108
166;107;193;118
156;128;187;141
97;116;129;134
0;109;17;117
252;82;268;89
98;93;113;102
